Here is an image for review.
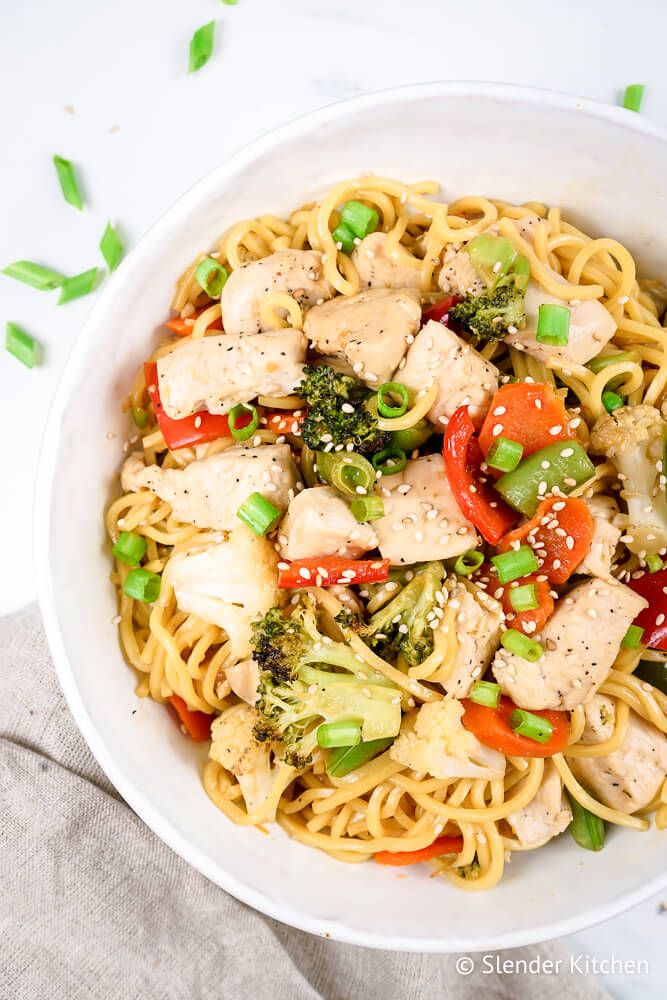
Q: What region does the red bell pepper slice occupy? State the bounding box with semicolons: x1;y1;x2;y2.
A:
461;696;570;758
278;556;389;589
374;835;464;866
422;294;461;326
443;406;517;544
479;382;574;468
164;308;223;336
496;497;594;585
628;568;667;650
168;695;212;742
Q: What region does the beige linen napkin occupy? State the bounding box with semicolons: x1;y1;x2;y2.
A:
0;606;609;1000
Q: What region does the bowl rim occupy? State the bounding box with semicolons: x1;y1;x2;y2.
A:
35;80;667;952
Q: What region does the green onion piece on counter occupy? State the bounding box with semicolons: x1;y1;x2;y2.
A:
622;83;645;113
377;381;409;418
469;680;501;708
510;708;553;743
195;256;228;297
634;661;667;695
501;629;543;662
188;21;216;72
228;402;259;441
332;222;356;254
317;720;362;749
5;322;42;368
567;791;606;851
112;531;147;567
340;200;379;240
621;624;644;649
350;496;384;522
390;420;432;452
221;0;238;5
536;303;571;346
646;554;664;573
53;154;83;210
602;390;624;414
371;446;407;476
123;568;161;603
508;582;539;612
316;451;376;497
494;441;595;517
454;549;484;577
236;492;282;536
491;545;538;584
131;406;148;429
2;260;65;290
58;267;101;304
100;222;124;271
486;436;524;473
327;737;394;778
587;350;641;374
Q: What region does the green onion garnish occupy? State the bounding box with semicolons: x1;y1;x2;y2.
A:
131;406;148;429
501;628;543;662
228;402;259;441
112;531;147;567
646;554;664;573
390;420;432;452
602;390;624;414
195;256;228;298
587;350;640;374
53;155;83;210
508;583;539;613
536;303;571;346
486;436;524;473
58;267;101;304
469;680;501;708
340;200;379;240
5;322;42;368
491;545;538;584
317;451;376;497
622;84;645;113
377;382;409;419
123;568;161;603
371;446;407;476
510;708;553;743
454;549;484;576
188;21;216;73
621;624;644;649
332;222;356;254
236;492;281;536
100;222;124;272
567;791;605;851
2;260;65;291
317;720;362;749
350;496;384;522
327;737;394;778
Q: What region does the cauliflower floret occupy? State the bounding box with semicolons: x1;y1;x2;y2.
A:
590;404;667;555
223;658;260;705
209;704;284;820
390;700;506;780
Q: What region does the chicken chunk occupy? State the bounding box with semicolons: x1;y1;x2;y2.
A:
278;486;377;560
431;580;504;697
570;695;667;813
438;249;485;297
167;526;284;657
223;658;260;705
577;496;622;579
220;250;333;336
492;578;648;710
121;444;298;530
399;320;499;425
373;454;478;565
351;233;422;290
506;760;573;847
303;287;421;385
156;328;307;420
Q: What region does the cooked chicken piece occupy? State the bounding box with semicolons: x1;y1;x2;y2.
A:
303;287;421;385
223;658;260;705
433;580;504;697
506;760;573;847
166;526;284;657
156;328;307;420
438;249;485;297
578;496;622;579
492;578;648;710
220;250;333;336
278;486;377;561
570;695;667;813
121;444;298;530
373;454;478;565
351;233;422;290
399;320;499;425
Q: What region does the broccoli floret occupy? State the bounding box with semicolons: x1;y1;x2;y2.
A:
450;275;526;344
590;404;667;556
299;365;388;455
252;601;401;768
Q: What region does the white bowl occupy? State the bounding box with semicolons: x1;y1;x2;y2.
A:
36;82;667;952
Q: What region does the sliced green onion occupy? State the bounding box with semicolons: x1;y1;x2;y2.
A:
221;0;238;4
340;200;379;240
486;436;524;473
123;568;161;603
622;83;645;113
131;406;148;429
454;549;484;576
332;222;356;254
587;350;641;374
236;491;281;536
112;530;147;567
377;382;409;418
621;624;644;649
53;155;83;210
195;256;228;298
6;322;42;368
189;21;215;72
501;629;543;662
317;720;362;749
508;583;539;612
646;554;664;573
58;267;101;304
317;451;375;497
602;390;624;414
536;303;570;346
327;737;394;777
350;496;384;522
371;446;407;476
510;708;553;743
491;546;538;584
495;441;595;517
228;402;259;441
100;222;124;271
469;680;501;708
390;420;432;452
567;791;605;851
2;260;65;290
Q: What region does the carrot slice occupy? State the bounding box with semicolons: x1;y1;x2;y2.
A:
263;410;305;436
278;556;389;589
165;309;223;336
496;497;593;585
461;696;570;757
168;695;213;742
479;383;573;463
375;835;464;866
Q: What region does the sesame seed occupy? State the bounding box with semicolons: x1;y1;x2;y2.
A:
549;425;563;436
492;423;504;436
299;568;311;580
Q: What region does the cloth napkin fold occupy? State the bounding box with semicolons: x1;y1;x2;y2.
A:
0;606;609;1000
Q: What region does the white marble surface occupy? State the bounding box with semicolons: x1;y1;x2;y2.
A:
1;0;666;991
